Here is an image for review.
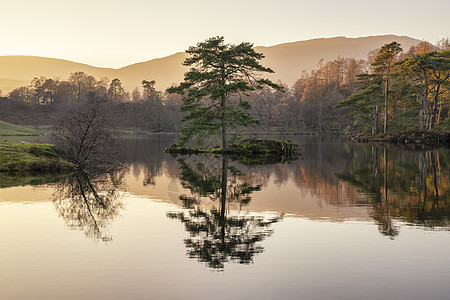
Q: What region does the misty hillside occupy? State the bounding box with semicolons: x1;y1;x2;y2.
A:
0;35;420;93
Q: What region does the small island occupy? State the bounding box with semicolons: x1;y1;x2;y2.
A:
165;138;300;165
164;37;300;163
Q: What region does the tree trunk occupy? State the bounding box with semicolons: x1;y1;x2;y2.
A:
220;75;228;152
372;101;379;135
372;82;382;135
419;73;429;130
420;92;428;130
384;77;389;133
430;83;441;129
222;125;228;153
221;92;228;152
437;102;442;125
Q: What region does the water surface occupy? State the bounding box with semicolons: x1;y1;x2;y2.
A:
1;135;449;299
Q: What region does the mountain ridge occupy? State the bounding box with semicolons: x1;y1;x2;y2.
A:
0;35;421;94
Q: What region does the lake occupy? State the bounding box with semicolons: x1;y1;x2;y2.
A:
1;135;450;300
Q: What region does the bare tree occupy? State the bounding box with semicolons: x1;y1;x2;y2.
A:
53;93;120;171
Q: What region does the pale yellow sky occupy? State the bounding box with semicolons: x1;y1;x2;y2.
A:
1;0;448;68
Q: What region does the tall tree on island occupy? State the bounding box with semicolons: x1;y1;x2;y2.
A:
167;36;281;152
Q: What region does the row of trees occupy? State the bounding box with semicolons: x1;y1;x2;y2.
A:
8;72;153;105
246;56;367;133
338;39;450;134
1;39;449;135
3;72;184;132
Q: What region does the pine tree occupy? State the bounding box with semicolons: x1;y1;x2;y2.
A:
167;36;281;152
371;42;402;133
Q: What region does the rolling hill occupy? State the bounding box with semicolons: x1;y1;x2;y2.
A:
0;35;420;93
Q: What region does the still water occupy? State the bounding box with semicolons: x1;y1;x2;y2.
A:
1;135;450;299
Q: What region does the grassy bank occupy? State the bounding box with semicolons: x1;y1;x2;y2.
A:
0;120;38;136
0;140;76;172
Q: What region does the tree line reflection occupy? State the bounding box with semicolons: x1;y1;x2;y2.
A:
128;138;450;238
337;146;450;238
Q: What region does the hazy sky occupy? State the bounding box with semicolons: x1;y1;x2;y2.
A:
1;0;449;68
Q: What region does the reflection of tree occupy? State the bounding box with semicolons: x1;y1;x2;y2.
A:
168;156;282;270
337;145;450;238
53;168;126;242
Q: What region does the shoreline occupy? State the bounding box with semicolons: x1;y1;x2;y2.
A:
349;130;450;146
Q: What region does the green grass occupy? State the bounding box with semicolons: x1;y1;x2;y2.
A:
0;140;76;172
0;120;38;136
165;138;301;165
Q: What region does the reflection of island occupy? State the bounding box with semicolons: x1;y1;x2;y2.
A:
337;146;450;238
167;156;282;270
53;168;126;242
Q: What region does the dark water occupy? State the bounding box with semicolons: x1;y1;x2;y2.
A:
1;135;450;299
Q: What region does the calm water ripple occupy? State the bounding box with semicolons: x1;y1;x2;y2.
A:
1;135;449;299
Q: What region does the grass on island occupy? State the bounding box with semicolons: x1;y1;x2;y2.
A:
0;140;76;172
165;138;301;165
0;120;38;136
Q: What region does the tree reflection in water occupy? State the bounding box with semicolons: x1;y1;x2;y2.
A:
168;155;282;270
337;145;450;238
53;167;126;242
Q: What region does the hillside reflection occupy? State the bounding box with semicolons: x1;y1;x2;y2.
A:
167;155;282;270
53;167;126;242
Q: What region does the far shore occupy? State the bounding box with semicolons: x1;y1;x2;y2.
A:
349;130;450;146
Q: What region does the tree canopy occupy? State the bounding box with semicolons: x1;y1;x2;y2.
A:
338;42;450;134
167;36;281;151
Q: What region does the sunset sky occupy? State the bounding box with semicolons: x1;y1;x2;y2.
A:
1;0;449;68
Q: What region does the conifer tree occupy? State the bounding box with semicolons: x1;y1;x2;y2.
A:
167;36;281;152
371;42;402;133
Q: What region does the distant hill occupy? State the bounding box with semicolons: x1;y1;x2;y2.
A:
254;35;420;86
113;52;189;92
0;35;420;93
0;56;113;94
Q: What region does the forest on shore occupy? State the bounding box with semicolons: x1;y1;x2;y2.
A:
0;39;448;135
